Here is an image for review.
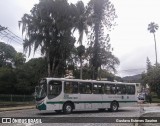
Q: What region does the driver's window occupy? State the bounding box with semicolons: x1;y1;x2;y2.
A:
48;81;62;99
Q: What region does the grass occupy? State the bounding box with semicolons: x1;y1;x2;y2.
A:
152;97;160;103
150;92;160;103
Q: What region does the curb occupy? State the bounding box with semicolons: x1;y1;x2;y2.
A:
136;103;160;107
0;106;35;112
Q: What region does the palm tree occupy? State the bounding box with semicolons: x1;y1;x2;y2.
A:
148;22;159;67
74;1;88;79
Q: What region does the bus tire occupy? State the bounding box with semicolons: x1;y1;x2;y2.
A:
110;101;119;112
63;103;73;114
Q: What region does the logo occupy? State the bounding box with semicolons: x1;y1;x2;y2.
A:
2;118;11;123
1;118;42;124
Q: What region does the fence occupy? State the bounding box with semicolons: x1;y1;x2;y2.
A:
0;94;34;102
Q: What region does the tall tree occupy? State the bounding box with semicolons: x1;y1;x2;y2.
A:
74;1;88;79
19;0;76;77
87;0;117;79
148;22;159;66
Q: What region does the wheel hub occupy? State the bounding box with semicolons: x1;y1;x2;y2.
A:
66;105;71;112
113;103;117;110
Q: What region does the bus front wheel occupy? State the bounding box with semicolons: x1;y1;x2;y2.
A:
110;101;119;112
63;103;73;114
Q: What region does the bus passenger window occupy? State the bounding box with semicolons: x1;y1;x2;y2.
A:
126;85;135;94
86;84;91;93
116;86;121;94
105;84;115;94
93;83;104;94
79;82;92;94
116;85;126;94
72;83;78;93
64;81;78;94
111;86;116;94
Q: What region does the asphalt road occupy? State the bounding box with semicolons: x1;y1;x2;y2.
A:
0;107;142;126
1;106;160;126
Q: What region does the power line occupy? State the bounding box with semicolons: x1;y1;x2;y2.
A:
6;29;23;42
0;26;23;45
0;25;42;56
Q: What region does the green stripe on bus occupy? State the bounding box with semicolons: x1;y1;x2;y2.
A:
46;101;137;104
47;101;64;104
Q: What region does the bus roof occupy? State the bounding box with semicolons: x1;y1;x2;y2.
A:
43;77;137;85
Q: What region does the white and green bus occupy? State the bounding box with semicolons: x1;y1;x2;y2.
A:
35;78;138;114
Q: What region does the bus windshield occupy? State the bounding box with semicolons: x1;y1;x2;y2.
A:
35;79;47;100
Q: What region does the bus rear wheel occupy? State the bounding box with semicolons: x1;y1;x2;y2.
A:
63;103;73;114
110;101;118;112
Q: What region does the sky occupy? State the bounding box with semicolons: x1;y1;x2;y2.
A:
0;0;160;77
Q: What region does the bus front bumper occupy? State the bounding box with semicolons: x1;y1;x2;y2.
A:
36;103;46;110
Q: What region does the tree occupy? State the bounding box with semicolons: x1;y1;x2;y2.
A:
0;67;17;94
87;0;117;79
141;57;152;88
146;57;152;73
15;57;47;94
0;42;17;67
148;22;159;66
19;0;76;77
14;52;26;67
74;1;88;79
141;58;160;98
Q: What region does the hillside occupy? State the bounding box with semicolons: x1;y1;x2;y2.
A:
122;74;142;83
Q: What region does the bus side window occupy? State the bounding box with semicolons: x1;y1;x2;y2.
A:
93;83;104;94
130;86;135;94
72;83;78;94
121;85;126;94
126;85;135;94
116;85;121;94
79;82;92;94
64;82;78;94
105;84;116;94
93;84;97;94
111;85;116;94
116;84;126;94
105;84;110;94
